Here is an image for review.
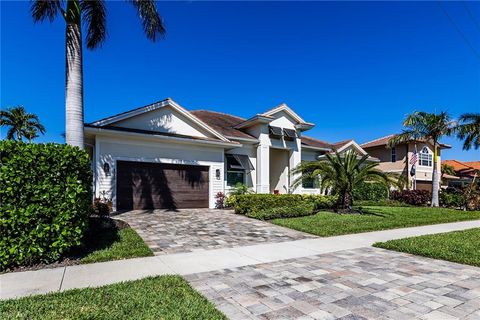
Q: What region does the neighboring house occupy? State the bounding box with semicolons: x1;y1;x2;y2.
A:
84;98;368;210
442;160;480;188
361;135;451;191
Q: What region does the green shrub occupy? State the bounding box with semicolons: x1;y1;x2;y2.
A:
0;141;92;270
390;190;431;206
440;190;465;208
232;194;336;215
247;203;315;220
353;182;388;201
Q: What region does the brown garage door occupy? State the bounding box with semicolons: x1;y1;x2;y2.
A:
116;161;209;210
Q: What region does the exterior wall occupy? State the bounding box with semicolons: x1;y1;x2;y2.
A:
269;148;290;193
364;141;442;189
94;135;224;210
111;106;213;139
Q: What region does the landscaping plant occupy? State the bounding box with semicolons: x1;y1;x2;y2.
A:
247;203;315;220
291;151;394;212
390;189;431;206
214;192;226;209
0;141;92;270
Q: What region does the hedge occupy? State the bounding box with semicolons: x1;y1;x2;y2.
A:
353;182;388;201
230;194;336;215
0;141;92;270
390;190;431;206
246;203;315;220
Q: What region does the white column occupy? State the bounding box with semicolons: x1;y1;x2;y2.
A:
289;136;302;194
256;144;270;193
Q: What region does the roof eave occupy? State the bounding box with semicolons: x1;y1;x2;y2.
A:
233;115;273;129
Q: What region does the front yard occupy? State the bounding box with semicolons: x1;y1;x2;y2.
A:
271;206;480;237
0;275;226;320
374;228;480;267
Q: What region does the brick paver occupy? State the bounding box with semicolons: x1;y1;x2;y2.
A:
186;247;480;320
116;209;314;255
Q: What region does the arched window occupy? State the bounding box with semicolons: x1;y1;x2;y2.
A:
419;147;433;167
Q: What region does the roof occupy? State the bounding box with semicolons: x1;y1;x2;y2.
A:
331;139;354;150
190;110;257;140
361;134;451;149
301;136;332;149
442;160;480;177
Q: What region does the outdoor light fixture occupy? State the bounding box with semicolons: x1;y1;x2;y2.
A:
216;169;221;180
103;162;110;176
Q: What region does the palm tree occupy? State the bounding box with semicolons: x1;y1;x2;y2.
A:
0;106;46;141
31;0;165;149
291;151;393;212
457;113;480;150
388;111;456;207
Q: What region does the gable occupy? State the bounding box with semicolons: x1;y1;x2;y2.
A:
268;110;298;129
110;105;216;139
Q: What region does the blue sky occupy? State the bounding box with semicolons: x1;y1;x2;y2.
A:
1;1;479;160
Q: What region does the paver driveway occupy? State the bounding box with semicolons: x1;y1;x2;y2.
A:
115;209;314;255
186;247;480;320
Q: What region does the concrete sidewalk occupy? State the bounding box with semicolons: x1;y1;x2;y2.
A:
2;220;479;300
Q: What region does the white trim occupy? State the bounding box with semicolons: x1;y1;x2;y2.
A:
94;137;100;198
85;126;240;148
225;135;259;143
90;98;231;142
302;145;331;152
335;140;368;156
262;103;310;125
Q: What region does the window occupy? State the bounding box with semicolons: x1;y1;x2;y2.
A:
269;126;283;139
225;154;254;187
302;177;315;189
227;171;244;187
391;147;396;162
419;146;432;167
283;128;297;141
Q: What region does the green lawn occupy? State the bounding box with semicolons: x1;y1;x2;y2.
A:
374;228;480;267
272;206;480;237
0;276;226;320
79;227;153;264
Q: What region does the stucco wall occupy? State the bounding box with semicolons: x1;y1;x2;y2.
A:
225;144;257;191
94;135;224;210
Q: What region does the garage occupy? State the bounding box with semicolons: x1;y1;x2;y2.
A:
116;160;209;210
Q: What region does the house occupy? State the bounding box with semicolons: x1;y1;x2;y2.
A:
84;98;369;211
442;160;480;188
361;135;451;191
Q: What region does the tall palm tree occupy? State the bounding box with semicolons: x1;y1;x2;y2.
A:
388;111;456;207
31;0;165;149
291;151;393;211
457;113;480;151
0;106;46;141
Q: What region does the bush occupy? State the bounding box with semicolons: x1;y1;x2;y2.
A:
247;203;315;220
353;182;388;201
440;190;465;208
93;191;113;216
0;141;92;270
214;192;226;209
232;194;336;215
390;190;431;206
229;182;253;196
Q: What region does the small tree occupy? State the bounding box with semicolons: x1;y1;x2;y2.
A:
0;106;45;141
457;113;480;150
291;151;393;212
388;111;455;207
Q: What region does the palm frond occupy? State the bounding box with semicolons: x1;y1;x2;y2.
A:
31;0;62;22
457;113;480;150
130;0;166;41
80;0;107;49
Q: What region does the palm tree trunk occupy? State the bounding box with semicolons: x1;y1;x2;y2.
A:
431;141;440;207
65;0;84;149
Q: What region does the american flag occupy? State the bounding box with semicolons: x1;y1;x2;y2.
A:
410;145;418;165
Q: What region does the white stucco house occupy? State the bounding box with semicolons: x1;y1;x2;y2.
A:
85;98;370;210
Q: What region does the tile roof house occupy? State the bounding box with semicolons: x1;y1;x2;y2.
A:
361;135;451;191
442;160;480;188
85;98;369;210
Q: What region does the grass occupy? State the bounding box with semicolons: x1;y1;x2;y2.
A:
272;206;480;237
374;228;480;267
0;275;226;320
79;227;153;264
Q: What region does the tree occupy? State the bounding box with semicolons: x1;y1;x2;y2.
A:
0;106;46;141
31;0;165;149
457;113;480;151
291;151;393;212
388;111;456;207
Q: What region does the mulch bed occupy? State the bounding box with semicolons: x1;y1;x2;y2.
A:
2;216;130;274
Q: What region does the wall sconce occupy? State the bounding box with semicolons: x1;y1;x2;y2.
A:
215;169;221;180
103;162;111;176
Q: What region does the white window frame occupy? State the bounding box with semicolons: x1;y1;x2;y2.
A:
419;146;433;167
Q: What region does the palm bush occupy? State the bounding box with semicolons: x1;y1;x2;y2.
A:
291;151;394;212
